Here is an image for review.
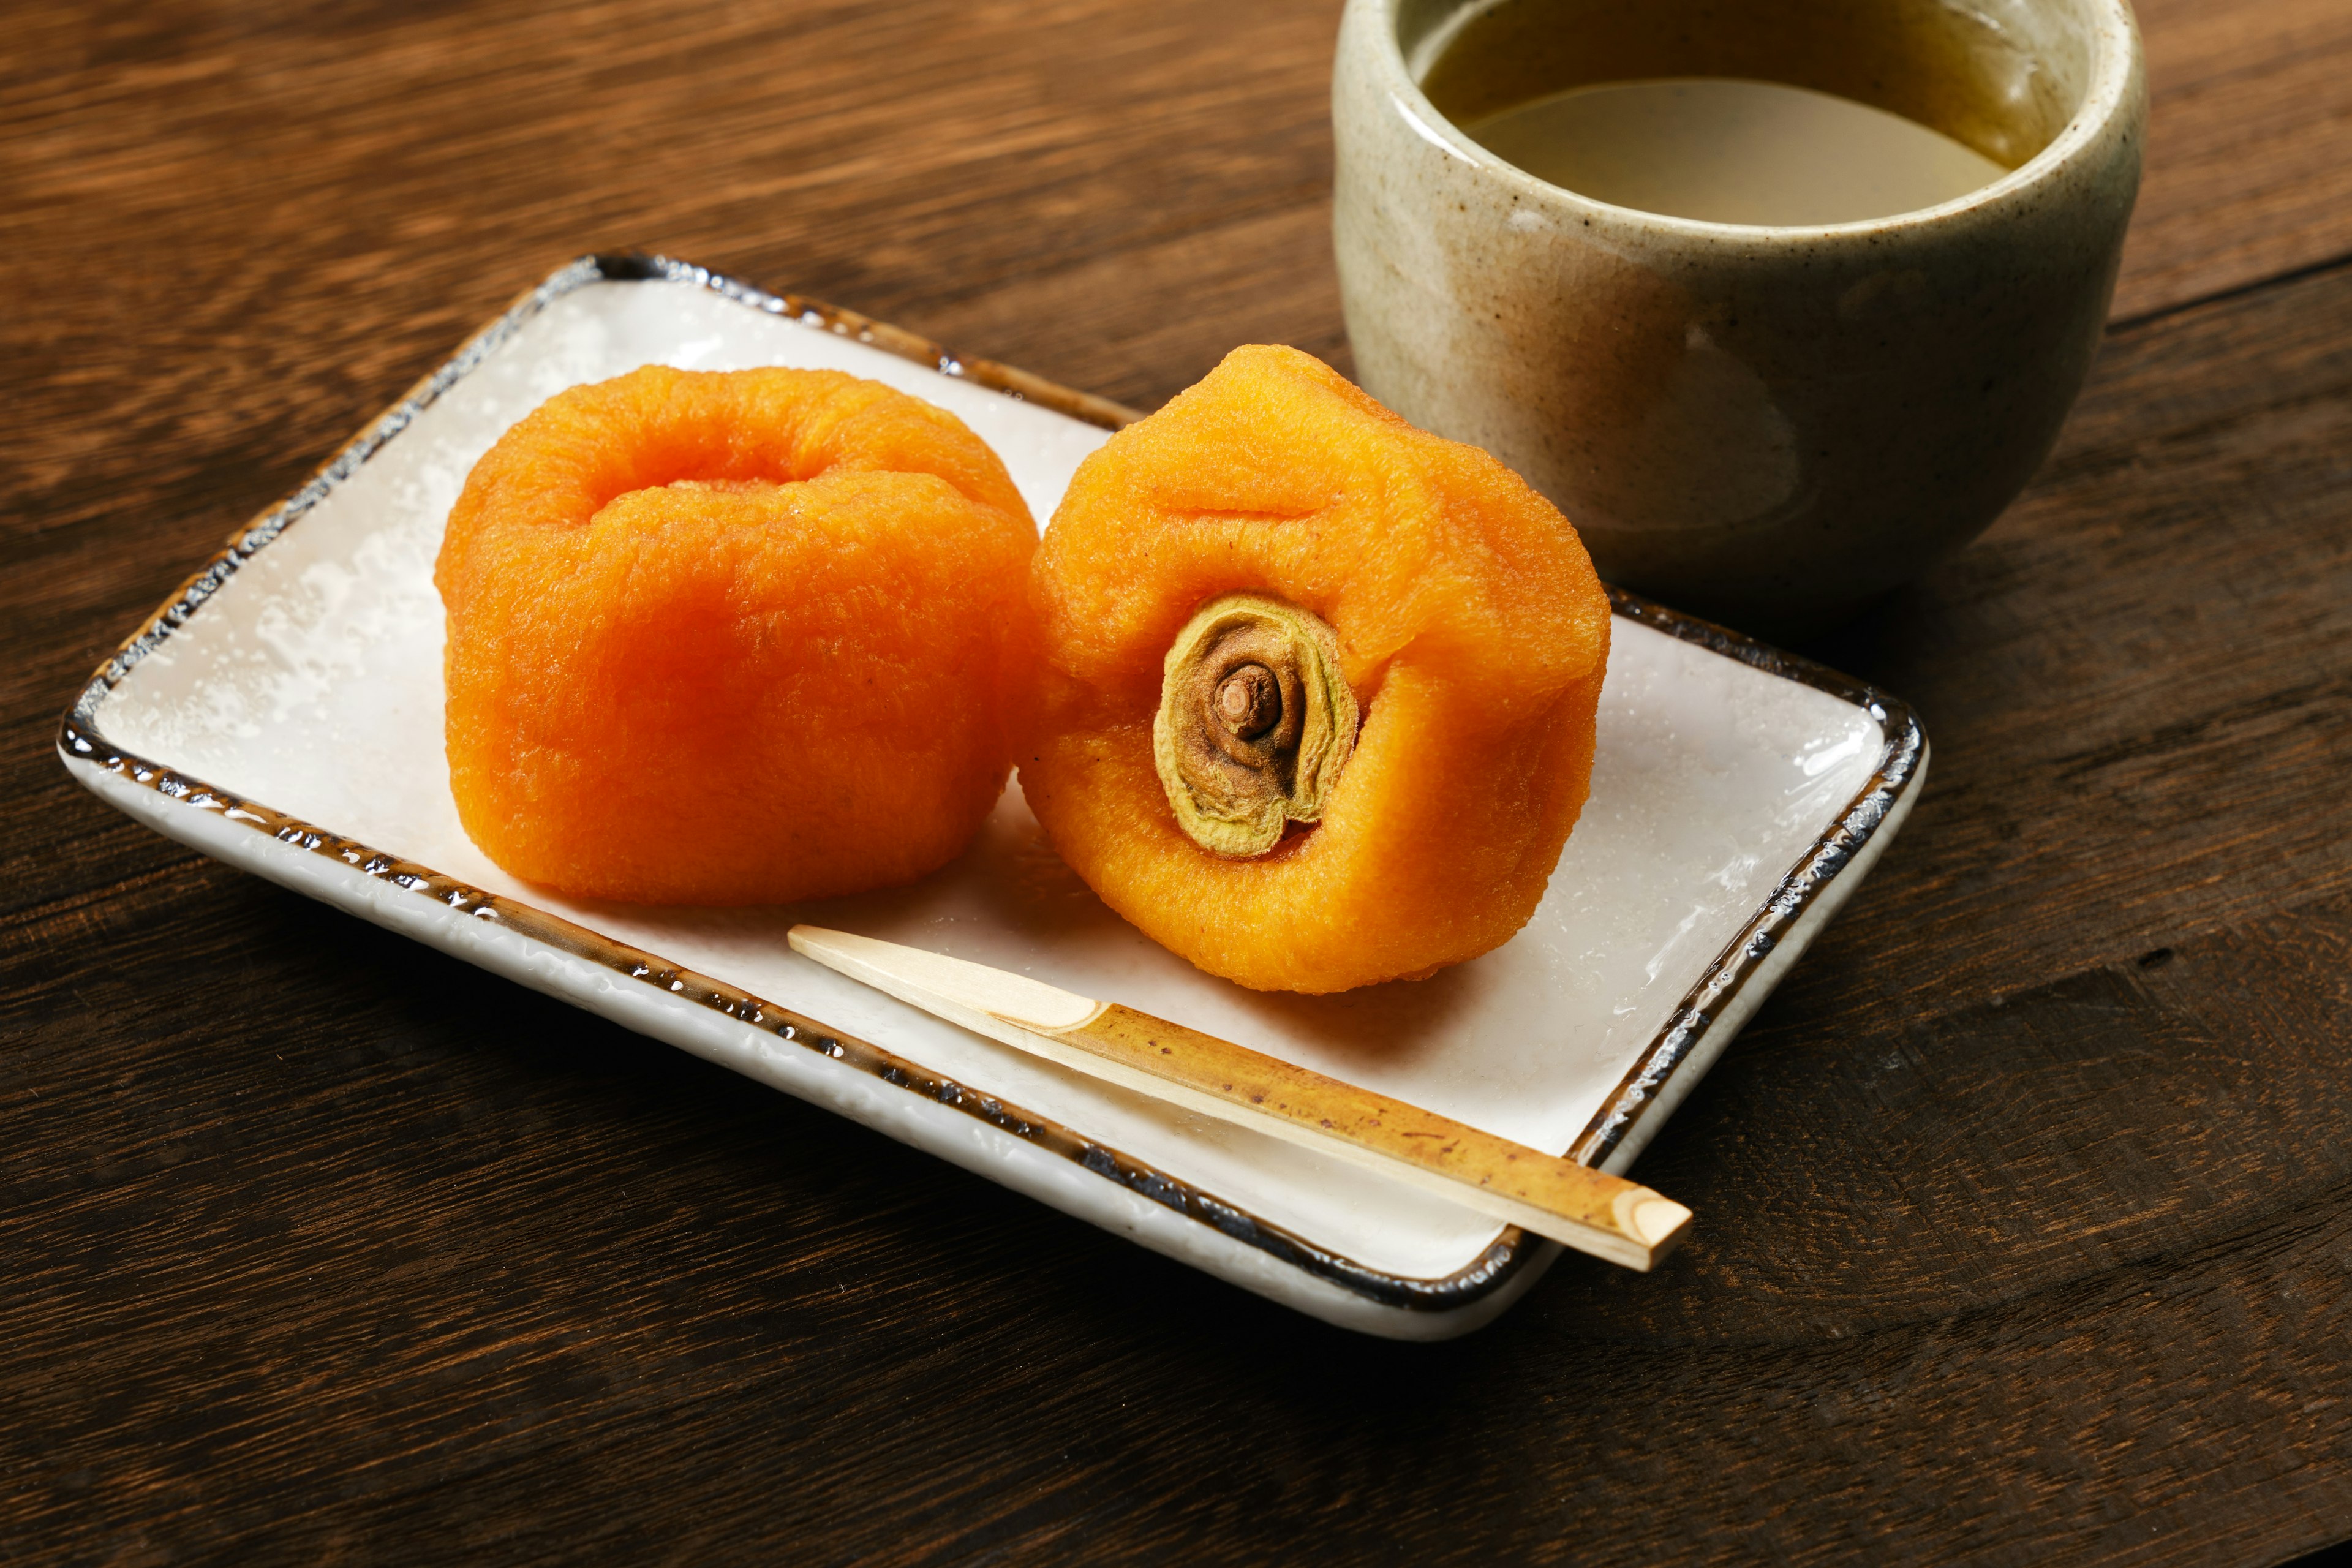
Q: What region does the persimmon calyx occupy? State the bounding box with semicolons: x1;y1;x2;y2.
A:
1151;593;1359;857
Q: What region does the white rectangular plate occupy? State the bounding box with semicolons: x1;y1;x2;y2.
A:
59;256;1927;1339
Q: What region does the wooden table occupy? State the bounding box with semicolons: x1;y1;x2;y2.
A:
7;0;2351;1559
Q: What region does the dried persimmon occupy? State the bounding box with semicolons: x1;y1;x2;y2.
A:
437;364;1035;905
1023;345;1610;993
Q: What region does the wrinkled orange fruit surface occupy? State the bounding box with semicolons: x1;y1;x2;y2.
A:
437;364;1035;904
1023;345;1611;993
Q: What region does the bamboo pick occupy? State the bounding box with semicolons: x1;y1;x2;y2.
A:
786;925;1692;1272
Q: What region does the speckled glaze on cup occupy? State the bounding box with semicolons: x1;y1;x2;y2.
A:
1334;0;2145;636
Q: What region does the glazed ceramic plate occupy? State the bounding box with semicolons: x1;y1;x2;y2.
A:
58;255;1927;1340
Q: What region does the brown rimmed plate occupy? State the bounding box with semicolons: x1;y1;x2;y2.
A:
58;255;1926;1338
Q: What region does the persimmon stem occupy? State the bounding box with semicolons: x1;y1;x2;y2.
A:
1152;594;1358;858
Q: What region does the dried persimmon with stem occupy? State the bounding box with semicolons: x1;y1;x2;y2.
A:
1023;345;1611;994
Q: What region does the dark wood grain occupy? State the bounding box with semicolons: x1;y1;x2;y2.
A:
2116;0;2352;320
6;0;2352;1562
1765;255;2352;1038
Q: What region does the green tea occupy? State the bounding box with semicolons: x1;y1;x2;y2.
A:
1462;77;2010;226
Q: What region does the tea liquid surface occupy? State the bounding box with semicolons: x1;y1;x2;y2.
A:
1462;77;2010;226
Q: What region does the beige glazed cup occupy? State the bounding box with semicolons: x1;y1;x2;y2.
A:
1333;0;2146;636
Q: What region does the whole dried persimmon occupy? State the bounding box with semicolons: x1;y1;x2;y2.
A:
1022;345;1610;993
436;364;1035;905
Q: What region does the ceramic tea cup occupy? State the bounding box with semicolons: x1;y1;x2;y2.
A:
1333;0;2146;637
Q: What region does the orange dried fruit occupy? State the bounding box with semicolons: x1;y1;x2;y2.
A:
1022;344;1610;993
436;364;1035;905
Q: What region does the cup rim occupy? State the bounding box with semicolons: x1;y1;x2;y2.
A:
1355;0;2144;240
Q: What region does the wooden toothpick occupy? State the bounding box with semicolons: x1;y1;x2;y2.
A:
787;925;1692;1272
